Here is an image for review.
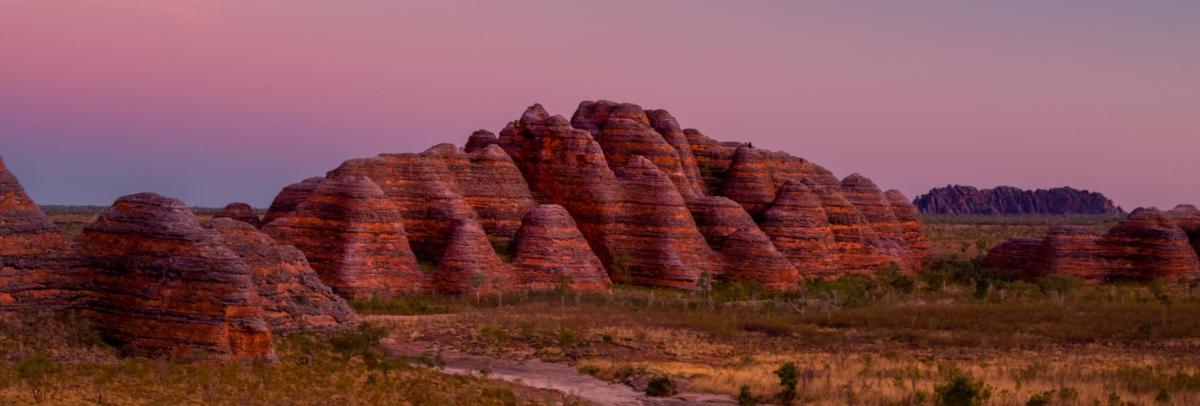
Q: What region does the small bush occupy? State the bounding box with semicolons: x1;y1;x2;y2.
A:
933;373;992;406
645;375;677;397
737;385;755;406
775;362;799;405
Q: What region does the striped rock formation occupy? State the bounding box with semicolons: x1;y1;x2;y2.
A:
510;205;611;291
1100;208;1199;282
985;207;1200;282
269;100;929;291
73;193;275;360
205;218;357;333
262;177;325;225
688;196;799;289
213;202;261;228
263;177;425;298
0;158;73;318
430;220;513;295
760;180;839;277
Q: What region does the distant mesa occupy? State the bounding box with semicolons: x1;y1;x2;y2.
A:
984;206;1200;283
914;185;1123;215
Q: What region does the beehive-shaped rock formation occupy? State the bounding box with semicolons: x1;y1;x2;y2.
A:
213;202;261;228
73;193;275;360
263;177;425;298
0;158;72;318
205;218;356;333
510;205;611;291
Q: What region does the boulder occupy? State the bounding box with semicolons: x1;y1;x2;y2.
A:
73;193;275;360
263;177;426;298
510;205;610;291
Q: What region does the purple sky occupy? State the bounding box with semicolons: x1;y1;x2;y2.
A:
2;1;1197;209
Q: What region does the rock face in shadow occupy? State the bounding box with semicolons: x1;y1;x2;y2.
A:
205;218;357;333
688;196;798;289
464;130;499;153
509;205;611;292
213;202;261;228
914;185;1123;215
0;158;72;318
985;207;1200;282
684;129;745;193
73;193;275;360
263;177;426;299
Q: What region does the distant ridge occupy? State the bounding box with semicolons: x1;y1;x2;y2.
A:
914;185;1123;215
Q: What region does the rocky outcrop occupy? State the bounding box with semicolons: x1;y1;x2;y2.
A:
213;202;261;228
985;207;1200;282
914;185;1123;215
884;189;929;265
263;177;426;299
326;144;535;259
509;205;610;291
1167;205;1200;258
684;129;744;193
760;180;839;277
981;238;1045;281
262;177;325;225
611;157;718;288
464;130;499;153
572;101;704;199
265;101;927;289
0;158;72;318
1099;208;1199;282
73;193;275;360
688;196;798;289
205;218;356;333
430;220;513;295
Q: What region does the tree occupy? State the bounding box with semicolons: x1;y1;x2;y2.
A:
775;362;799;405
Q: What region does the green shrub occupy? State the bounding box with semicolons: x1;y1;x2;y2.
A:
933;373;992;406
775;362;799;405
737;385;755;406
645;375;677;397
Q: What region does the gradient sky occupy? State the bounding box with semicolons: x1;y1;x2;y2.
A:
2;1;1197;209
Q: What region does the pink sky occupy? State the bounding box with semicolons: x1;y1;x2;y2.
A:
1;1;1197;209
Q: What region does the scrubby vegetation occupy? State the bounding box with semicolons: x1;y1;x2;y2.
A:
0;318;572;405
